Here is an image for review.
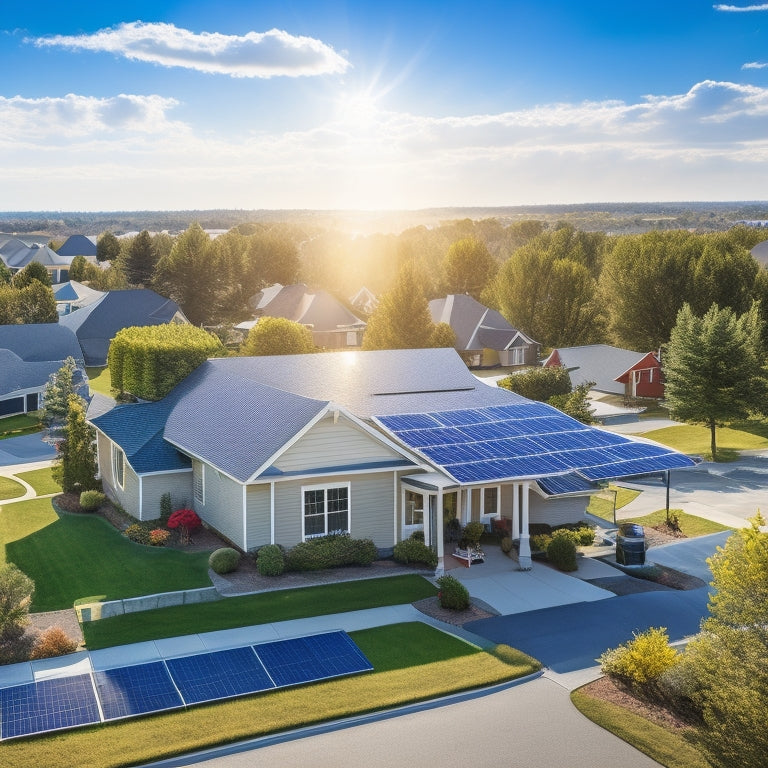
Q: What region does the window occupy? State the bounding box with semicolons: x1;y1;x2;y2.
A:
111;444;125;489
483;486;499;516
404;490;424;527
302;483;350;539
193;460;205;505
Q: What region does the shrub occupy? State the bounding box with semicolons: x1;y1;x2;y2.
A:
79;490;106;512
461;521;485;547
125;524;151;545
530;533;552;552
167;508;202;545
436;574;470;610
149;529;170;546
500;536;514;554
547;532;577;571
30;626;78;659
256;544;285;576
159;492;173;523
393;536;438;569
410;529;425;542
599;626;679;687
285;533;377;571
209;547;241;574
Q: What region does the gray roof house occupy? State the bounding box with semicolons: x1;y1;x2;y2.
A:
52;280;106;316
247;283;366;349
56;235;98;258
89;348;694;573
59;289;188;366
0;324;85;417
542;345;649;395
429;294;540;368
0;238;74;283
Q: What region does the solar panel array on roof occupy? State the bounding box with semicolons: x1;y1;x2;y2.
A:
376;401;695;486
0;631;373;740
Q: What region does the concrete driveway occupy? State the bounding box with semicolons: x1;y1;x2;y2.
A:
0;433;56;467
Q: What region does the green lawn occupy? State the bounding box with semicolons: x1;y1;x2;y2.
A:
641;420;768;461
0;497;212;611
0;622;540;768
571;685;709;768
587;485;641;523
86;366;113;396
622;509;732;538
0;413;41;440
0;475;26;500
14;466;61;496
84;574;439;649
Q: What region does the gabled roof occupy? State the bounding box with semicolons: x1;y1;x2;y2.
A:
429;294;536;352
0;242;73;270
60;289;187;366
56;235;97;257
615;352;661;384
52;280;106;308
543;345;646;394
0;350;63;398
250;283;365;332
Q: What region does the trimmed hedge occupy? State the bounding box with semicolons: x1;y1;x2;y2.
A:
255;544;285;576
79;490;106;512
208;548;241;575
547;532;578;572
108;324;225;401
436;574;470;610
393;536;438;569
285;534;377;572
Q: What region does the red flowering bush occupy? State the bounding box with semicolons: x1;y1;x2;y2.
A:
167;508;201;545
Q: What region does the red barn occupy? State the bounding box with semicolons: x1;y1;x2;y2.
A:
615;352;664;399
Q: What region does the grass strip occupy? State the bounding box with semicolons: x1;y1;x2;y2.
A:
84;574;438;649
623;509;731;538
85;366;113;397
571;686;710;768
0;414;42;440
0;476;26;501
587;485;641;522
640;422;768;461
1;623;540;768
0;498;211;612
13;467;61;496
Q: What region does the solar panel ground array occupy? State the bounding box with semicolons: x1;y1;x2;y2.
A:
376;402;696;484
0;630;372;740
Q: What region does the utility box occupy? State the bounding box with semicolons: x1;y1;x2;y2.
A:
616;523;645;565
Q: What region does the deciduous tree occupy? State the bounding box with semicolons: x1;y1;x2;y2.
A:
443;237;497;300
240;316;315;356
0;564;34;665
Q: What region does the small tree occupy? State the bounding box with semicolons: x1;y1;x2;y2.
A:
11;261;51;289
52;395;99;493
167;508;202;545
240;316;315;356
97;231;121;262
0;564;35;665
41;356;82;439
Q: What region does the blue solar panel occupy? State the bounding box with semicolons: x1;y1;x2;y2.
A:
537;473;598;496
94;662;183;720
166;646;275;705
0;674;100;739
255;631;373;688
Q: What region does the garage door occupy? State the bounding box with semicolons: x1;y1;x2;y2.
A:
0;397;24;417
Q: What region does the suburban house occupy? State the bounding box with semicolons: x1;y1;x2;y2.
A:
349;286;378;315
0;237;74;284
543;345;662;397
59;289;188;366
0;324;85;417
429;294;540;368
245;283;367;349
89;348;693;573
56;235;98;259
52;280;106;316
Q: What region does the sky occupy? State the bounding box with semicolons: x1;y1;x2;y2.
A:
2;0;768;211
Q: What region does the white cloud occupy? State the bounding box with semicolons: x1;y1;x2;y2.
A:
29;21;350;78
2;80;768;209
743;61;768;68
713;3;768;11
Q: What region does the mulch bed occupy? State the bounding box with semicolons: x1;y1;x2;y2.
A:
411;596;497;626
579;676;693;733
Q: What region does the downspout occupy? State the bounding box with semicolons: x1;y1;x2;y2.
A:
270;481;276;545
435;489;445;576
242;484;247;551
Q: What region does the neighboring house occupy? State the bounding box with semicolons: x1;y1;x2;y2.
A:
60;289;189;367
89;348;694;573
349;286;378;315
429;294;540;368
52;280;106;316
543;345;657;396
0;324;85;416
56;235;98;259
0;237;73;283
751;240;768;268
247;283;366;349
614;351;664;400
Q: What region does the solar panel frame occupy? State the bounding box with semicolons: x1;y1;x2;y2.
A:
94;661;184;721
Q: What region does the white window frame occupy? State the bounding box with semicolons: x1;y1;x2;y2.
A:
193;460;205;505
301;482;351;540
111;444;125;490
481;485;501;526
402;489;425;535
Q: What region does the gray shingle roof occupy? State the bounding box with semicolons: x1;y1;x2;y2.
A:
56;235;97;258
543;345;646;395
0;323;83;363
251;283;364;331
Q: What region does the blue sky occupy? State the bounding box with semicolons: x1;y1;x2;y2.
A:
2;1;768;211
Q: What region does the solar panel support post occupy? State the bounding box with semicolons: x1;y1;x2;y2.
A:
665;470;671;524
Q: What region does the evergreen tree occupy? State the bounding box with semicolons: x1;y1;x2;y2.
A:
42;357;78;430
123;230;158;286
362;261;436;350
52;394;98;493
662;302;768;460
96;231;121;262
11;261;51;288
0;564;35;665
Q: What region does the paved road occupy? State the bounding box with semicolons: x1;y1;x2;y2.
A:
146;678;661;768
0;433;56;467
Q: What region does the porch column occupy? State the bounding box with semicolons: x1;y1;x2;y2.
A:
463;488;471;524
435;489;445;576
518;481;532;570
512;483;520;540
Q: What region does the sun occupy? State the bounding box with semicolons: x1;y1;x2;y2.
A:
334;89;380;132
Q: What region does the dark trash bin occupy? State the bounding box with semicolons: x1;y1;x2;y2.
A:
616;523;645;565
